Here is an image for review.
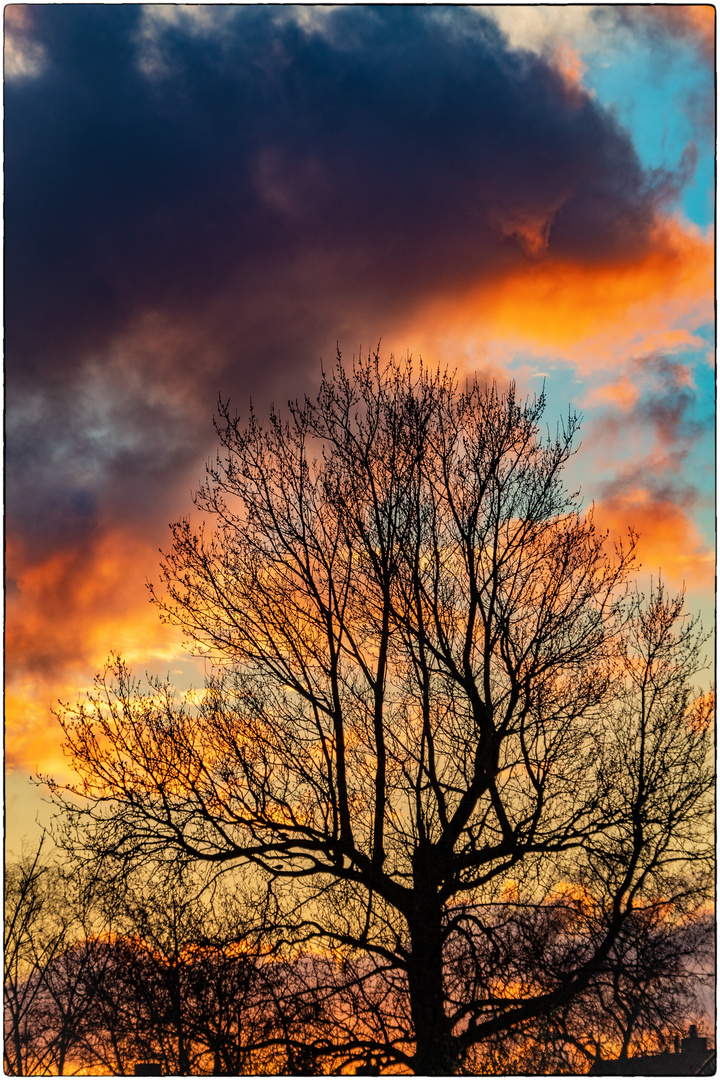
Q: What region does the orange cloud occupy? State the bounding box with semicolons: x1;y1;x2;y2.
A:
584;375;639;411
583;355;701;459
594;488;714;593
552;42;588;95
652;5;715;65
403;216;712;373
6;529;185;774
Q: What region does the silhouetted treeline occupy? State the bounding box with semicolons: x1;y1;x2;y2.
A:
5;838;712;1075
6;849;337;1075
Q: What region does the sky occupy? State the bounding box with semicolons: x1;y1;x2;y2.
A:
5;4;715;852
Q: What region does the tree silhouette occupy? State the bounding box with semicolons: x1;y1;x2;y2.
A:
5;838;60;1076
4;838;121;1076
50;353;713;1075
5;851;294;1076
76;870;285;1076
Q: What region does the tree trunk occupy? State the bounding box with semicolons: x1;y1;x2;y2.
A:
407;888;458;1076
168;961;190;1075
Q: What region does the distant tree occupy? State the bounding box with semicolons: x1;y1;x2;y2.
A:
5;838;57;1075
70;868;285;1076
5;848;286;1076
4;838;116;1076
49;353;713;1074
568;897;713;1069
455;880;713;1074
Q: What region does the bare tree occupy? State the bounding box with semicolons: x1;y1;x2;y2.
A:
68;868;286;1076
5;838;57;1076
4;848;288;1076
49;353;713;1074
4;839;118;1076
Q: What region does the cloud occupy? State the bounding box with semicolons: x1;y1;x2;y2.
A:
8;2;708;650
488;5;714;70
580;351;713;597
133;5;240;79
5;527;187;772
595;483;713;593
401;217;712;374
486;6;715;159
6;339;211;561
629;354;702;449
585;375;639;411
4;5;47;80
5;5;681;387
7;6;706;531
586;352;704;448
600;6;715;68
581;352;710;516
6;529;183;682
484;6;599;58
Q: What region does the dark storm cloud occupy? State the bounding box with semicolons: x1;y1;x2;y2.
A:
6;4;686;556
5;373;206;560
7;5;668;373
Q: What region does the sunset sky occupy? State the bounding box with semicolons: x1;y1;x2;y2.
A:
5;4;714;852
